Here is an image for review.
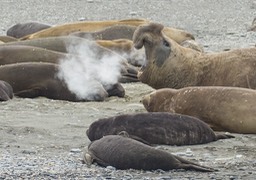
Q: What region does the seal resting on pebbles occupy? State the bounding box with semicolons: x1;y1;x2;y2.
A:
83;135;215;172
86;112;234;145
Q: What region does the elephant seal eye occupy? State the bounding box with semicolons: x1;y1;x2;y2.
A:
163;40;170;47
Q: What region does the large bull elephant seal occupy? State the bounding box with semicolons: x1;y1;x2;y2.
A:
0;62;126;102
133;23;256;89
83;135;215;172
0;80;13;101
86;112;233;145
142;87;256;134
7;22;51;38
20;19;195;45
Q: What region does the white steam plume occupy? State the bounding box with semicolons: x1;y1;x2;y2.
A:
57;39;123;100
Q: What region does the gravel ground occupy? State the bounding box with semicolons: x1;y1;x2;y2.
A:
0;0;256;179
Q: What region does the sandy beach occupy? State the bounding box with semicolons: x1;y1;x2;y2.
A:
0;0;256;179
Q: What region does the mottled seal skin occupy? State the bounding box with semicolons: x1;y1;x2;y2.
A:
133;23;256;89
86;112;233;145
0;62;110;102
7;22;51;38
84;135;215;172
0;80;13;101
248;17;256;31
142;87;256;134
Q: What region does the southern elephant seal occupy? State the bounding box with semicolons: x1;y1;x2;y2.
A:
70;25;137;40
7;22;51;38
20;18;195;45
0;40;139;83
0;62;124;101
83;135;215;172
86;112;233;146
0;80;13;101
142;87;256;134
133;23;256;89
1;36;144;68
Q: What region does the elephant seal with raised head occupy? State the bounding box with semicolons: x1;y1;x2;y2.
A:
83;135;215;172
133;23;256;89
86;112;233;145
0;62;125;101
0;80;13;101
142;87;256;134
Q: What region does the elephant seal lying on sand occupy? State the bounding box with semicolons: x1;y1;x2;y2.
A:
0;80;13;101
133;23;256;89
142;87;256;134
7;22;51;38
86;112;233;145
20;19;195;45
83;135;215;172
0;45;139;83
0;62;125;101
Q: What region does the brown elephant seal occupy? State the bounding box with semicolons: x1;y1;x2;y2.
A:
70;25;136;40
0;45;138;83
83;135;215;172
7;22;51;38
142;87;256;134
20;19;149;40
133;23;256;89
20;19;195;45
0;62;125;101
0;80;13;101
2;36;144;68
86;112;234;146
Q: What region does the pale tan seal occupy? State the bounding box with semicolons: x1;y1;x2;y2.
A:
142;87;256;134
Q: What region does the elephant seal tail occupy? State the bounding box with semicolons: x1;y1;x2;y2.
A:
174;155;217;172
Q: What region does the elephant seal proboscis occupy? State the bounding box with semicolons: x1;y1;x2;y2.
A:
0;80;13;101
142;87;256;134
133;22;256;89
83;135;215;172
86;112;234;145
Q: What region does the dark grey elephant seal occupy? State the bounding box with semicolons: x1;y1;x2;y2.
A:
7;22;51;38
0;62;124;101
86;112;233;146
0;80;13;101
84;135;215;172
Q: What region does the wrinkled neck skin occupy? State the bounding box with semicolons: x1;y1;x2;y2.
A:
139;39;203;89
